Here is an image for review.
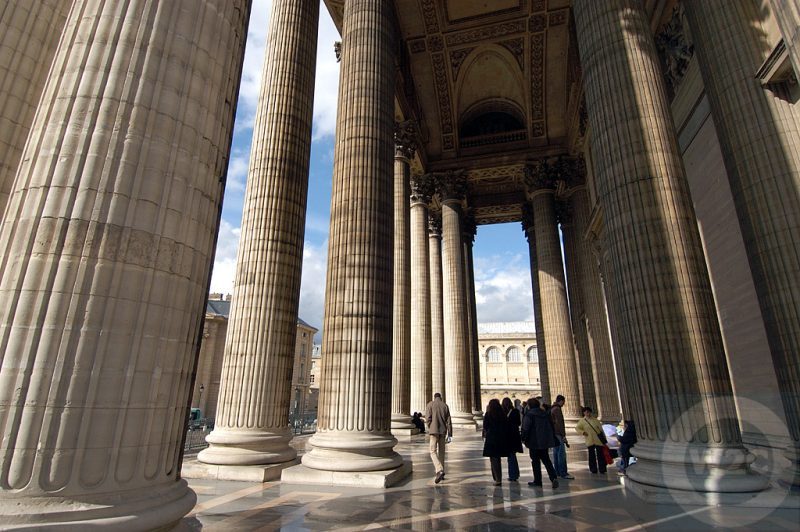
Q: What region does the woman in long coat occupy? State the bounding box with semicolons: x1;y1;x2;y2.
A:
482;398;509;485
502;397;523;481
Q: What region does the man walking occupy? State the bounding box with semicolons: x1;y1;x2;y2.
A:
550;395;574;479
424;392;452;484
521;398;559;489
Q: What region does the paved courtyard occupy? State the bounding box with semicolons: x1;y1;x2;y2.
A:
181;433;799;531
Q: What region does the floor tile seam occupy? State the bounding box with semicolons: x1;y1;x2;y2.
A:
189;481;278;515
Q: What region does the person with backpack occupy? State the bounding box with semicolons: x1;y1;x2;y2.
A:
521;398;559;489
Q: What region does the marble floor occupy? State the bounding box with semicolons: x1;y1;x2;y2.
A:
181;433;799;531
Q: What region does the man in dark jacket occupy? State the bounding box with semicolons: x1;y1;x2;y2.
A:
550;395;574;479
425;393;452;483
521;398;559;489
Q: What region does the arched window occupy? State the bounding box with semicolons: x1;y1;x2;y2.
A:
527;346;538;363
487;346;501;362
507;346;522;363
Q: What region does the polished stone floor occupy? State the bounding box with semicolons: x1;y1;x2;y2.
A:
181;432;799;531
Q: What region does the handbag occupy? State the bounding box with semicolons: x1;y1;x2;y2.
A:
601;444;614;465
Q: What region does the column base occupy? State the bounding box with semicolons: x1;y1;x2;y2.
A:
472;410;484;428
0;479;195;531
622;476;800;508
181;458;300;482
197;426;296;466
391;413;416;432
281;460;412;488
391;427;420;441
780;442;800;490
625;441;768;493
302;430;404;472
451;410;477;430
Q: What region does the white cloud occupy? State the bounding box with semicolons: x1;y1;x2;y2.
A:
298;240;328;341
209;220;241;295
235;1;339;141
312;12;341;140
473;253;535;324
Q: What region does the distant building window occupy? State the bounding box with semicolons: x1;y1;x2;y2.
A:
527;346;538;363
507;346;521;363
303;332;307;338
487;346;501;362
310;374;315;383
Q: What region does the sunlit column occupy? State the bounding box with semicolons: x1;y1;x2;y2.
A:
0;0;249;527
428;212;446;400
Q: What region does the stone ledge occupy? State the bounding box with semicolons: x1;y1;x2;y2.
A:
181;458;300;482
622;477;800;508
281;460;412;488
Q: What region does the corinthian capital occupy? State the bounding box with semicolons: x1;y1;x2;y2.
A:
521;202;535;233
394;120;418;159
523;155;585;193
461;211;477;243
428;211;442;237
410;173;435;204
435;169;468;203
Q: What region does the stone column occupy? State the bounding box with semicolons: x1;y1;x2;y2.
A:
197;0;319;473
428;212;447;400
0;0;70;221
575;0;767;496
390;121;415;435
523;164;581;420
684;0;800;489
438;171;477;429
410;173;434;413
567;186;621;423
521;204;551;402
290;0;408;485
0;0;249;527
462;214;483;420
559;197;597;412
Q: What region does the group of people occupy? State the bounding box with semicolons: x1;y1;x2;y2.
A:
421;392;637;486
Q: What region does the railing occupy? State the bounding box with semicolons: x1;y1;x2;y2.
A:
184;426;212;454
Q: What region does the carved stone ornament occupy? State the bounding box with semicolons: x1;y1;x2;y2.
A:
394;120;417;159
334;41;342;62
655;3;694;98
428;211;442;236
435;169;468;202
410;173;435;204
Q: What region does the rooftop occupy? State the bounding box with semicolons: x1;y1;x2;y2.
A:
478;321;536;335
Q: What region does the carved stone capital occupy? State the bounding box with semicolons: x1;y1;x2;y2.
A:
523;155;585;193
410;173;434;204
435;169;468;203
428;211;442;237
334;41;342;62
394;120;418;159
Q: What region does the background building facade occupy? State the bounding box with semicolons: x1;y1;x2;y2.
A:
478;322;541;408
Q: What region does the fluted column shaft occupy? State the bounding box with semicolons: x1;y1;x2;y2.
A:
684;0;800;486
0;0;69;222
410;175;432;413
0;0;249;527
522;211;551;402
531;192;581;419
464;233;483;416
575;0;765;493
199;0;319;467
390;132;413;430
561;203;597;411
441;194;477;428
428;214;446;400
303;0;403;472
568;188;621;422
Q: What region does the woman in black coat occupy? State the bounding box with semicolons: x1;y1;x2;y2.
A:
482;398;509;485
502;397;523;481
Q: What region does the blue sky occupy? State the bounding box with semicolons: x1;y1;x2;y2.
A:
210;1;534;339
